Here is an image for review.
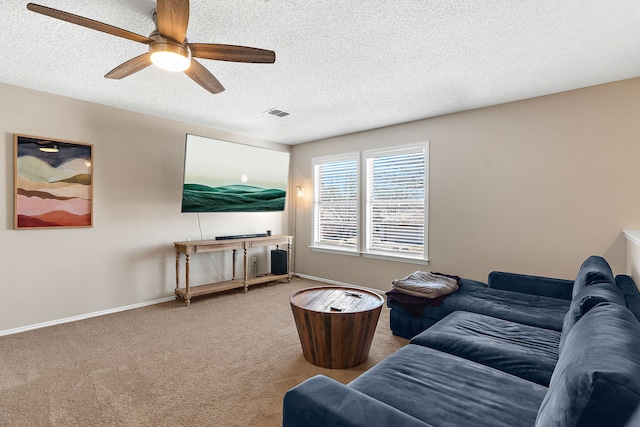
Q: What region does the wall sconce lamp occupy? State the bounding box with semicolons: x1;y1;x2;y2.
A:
293;184;304;277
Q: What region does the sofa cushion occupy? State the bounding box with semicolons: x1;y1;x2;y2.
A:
411;311;560;386
349;344;548;427
536;302;640;427
559;282;626;352
572;255;615;299
389;306;443;339
283;375;432;427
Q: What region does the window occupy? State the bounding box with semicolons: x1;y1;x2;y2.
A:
312;142;428;263
365;145;426;259
313;154;359;251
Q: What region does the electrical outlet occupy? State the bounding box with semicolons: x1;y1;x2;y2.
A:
251;257;257;265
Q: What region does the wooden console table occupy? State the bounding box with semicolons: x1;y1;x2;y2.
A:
174;235;293;305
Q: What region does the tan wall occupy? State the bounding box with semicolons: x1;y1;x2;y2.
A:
0;83;290;333
291;78;640;290
3;77;639;332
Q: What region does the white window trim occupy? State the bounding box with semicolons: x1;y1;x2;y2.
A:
310;142;429;265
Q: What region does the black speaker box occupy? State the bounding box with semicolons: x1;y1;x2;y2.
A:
271;249;288;275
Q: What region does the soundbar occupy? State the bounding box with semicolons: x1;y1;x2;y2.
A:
216;231;271;241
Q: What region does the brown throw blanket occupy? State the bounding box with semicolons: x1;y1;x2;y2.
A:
386;272;461;317
391;271;459;298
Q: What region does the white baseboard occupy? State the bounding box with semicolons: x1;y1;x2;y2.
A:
1;275;387;337
0;296;176;337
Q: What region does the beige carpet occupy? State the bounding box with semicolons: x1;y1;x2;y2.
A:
0;278;408;426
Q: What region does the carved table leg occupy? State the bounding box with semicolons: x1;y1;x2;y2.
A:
232;249;237;280
175;250;181;300
243;248;248;292
185;254;191;305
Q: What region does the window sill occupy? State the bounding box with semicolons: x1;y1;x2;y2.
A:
310;246;360;257
362;252;429;265
310;246;429;265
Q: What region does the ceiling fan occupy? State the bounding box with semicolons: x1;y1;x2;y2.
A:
26;1;276;94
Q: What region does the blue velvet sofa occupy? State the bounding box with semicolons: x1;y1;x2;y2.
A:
388;273;573;339
282;256;640;427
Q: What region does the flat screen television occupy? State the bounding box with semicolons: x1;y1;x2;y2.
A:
181;134;290;213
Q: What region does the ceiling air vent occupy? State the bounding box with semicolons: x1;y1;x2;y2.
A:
265;108;290;118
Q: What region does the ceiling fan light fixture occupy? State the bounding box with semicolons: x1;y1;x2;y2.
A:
150;42;191;72
26;2;275;94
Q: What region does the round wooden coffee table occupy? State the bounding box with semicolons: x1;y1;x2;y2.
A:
290;286;384;369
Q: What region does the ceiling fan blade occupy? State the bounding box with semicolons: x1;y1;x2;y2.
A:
157;0;189;43
105;53;152;79
27;3;151;45
184;59;225;94
189;43;276;63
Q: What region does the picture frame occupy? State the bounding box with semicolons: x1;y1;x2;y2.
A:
14;134;93;229
181;134;290;213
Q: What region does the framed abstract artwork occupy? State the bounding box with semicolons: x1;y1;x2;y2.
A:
14;134;93;229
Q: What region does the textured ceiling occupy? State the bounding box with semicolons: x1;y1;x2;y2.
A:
1;1;640;145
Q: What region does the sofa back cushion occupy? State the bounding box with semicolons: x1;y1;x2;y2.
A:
572;256;615;299
536;302;640;427
559;282;626;352
487;271;573;300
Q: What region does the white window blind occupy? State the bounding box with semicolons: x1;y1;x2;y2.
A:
313;155;359;250
365;145;426;259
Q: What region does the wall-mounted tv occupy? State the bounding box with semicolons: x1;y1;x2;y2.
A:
181;134;290;213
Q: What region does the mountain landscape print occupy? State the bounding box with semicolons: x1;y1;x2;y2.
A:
182;184;286;212
181;135;289;213
15;135;93;229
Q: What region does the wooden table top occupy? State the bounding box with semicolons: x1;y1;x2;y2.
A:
290;286;384;314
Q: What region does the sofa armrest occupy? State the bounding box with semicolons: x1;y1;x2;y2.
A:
283;375;431;427
488;271;573;300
